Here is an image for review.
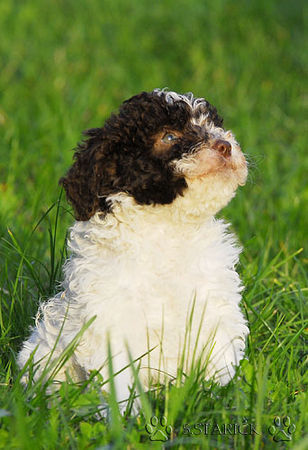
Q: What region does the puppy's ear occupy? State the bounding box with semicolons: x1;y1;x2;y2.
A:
59;128;113;221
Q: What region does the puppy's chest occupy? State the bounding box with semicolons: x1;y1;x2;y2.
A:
104;222;235;298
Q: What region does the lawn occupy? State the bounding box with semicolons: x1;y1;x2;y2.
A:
0;0;307;448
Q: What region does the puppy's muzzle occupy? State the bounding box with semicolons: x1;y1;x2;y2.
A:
212;139;232;157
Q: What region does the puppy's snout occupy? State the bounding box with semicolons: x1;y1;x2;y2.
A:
212;139;232;157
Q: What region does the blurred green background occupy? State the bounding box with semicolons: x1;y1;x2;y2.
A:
0;0;306;259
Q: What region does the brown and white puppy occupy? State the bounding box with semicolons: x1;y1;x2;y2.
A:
18;89;249;411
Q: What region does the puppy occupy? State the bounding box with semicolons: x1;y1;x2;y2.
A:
18;89;249;409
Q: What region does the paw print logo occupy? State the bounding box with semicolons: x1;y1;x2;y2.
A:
145;416;173;441
268;416;296;442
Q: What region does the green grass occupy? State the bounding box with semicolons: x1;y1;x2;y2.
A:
0;0;307;448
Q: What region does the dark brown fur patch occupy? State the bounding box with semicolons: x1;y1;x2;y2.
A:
59;91;223;221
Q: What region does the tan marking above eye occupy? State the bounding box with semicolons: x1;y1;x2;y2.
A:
152;130;183;155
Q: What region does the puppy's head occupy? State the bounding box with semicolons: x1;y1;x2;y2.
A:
60;89;247;220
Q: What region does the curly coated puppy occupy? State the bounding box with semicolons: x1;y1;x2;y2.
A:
18;89;249;409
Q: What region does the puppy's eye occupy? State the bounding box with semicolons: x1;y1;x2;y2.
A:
162;133;179;144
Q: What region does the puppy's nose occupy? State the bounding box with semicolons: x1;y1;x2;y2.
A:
212;139;232;157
